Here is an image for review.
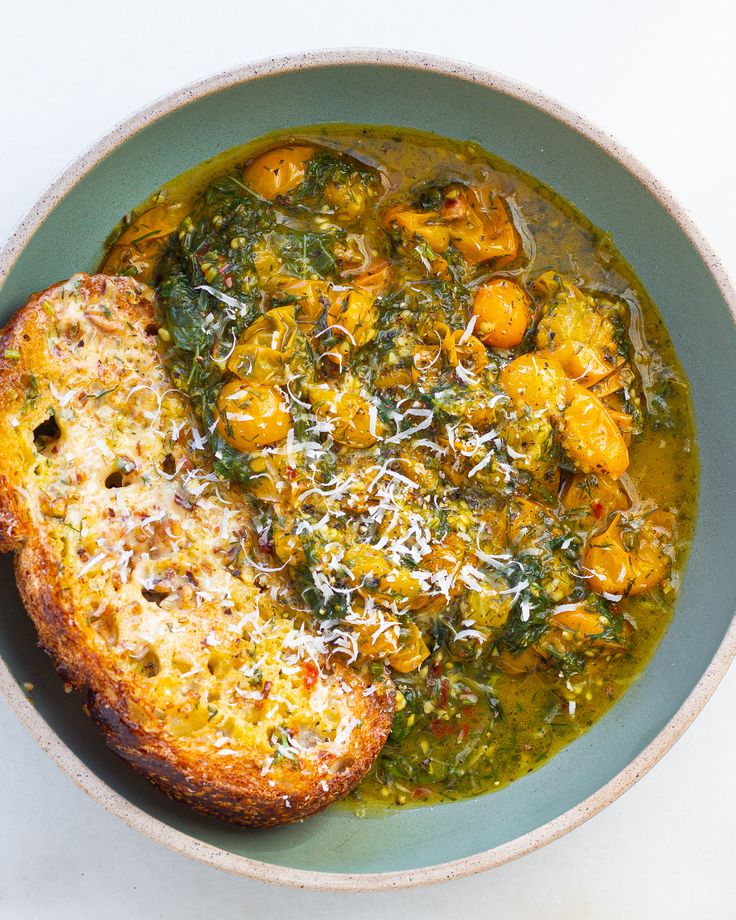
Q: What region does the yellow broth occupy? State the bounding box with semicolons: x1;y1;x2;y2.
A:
99;125;697;810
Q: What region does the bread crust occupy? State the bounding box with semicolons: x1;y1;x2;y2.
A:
0;274;393;826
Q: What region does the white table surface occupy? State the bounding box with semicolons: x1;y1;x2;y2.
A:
1;1;734;916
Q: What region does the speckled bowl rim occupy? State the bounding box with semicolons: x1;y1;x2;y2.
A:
0;47;734;892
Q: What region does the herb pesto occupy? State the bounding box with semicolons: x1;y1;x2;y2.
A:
100;125;697;810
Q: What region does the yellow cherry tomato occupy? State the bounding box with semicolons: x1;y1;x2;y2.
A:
374;368;413;390
560;384;629;479
101;200;190;283
243;145;315;199
411;344;442;386
244;454;283;502
274;278;332;326
499;353;567;413
454;331;489;379
309;385;385;448
534;271;621;386
412;532;466;612
353;609;400;660
325;288;378;361
226;306;297;384
465;582;515;630
215;379;290;451
424;529;467;574
472;277;531;348
387;623;430;673
544;599;630;655
431;322;489;379
495;646;542;675
322;173;375;221
394;456;440;491
384;207;450;253
606;407;635;436
562;473;630;530
432;322;458;364
506;497;549;547
550;603;609;639
542;340;616;387
446;187;519;264
272;518;306;565
352;608;429;673
344;545;423;607
350;260;393;295
590;367;629;400
584;510;674;596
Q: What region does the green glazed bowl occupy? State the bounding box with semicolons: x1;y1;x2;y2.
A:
0;50;734;890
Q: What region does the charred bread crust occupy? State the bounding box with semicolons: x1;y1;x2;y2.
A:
0;274;393;826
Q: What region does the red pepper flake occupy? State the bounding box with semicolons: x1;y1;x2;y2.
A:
592;501;604;520
174;489;195;511
255;680;273;710
429;717;455;738
285;466;298;481
303;661;319;690
223;274;233;289
257;532;274;555
439;190;468;221
412;786;433;800
440;677;449;708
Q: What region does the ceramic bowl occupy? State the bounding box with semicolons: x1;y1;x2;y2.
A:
0;49;734;891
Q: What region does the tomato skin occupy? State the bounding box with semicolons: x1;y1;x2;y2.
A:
499;353;567;413
550;604;607;638
325;288;379;362
351;260;392;295
243;145;314;199
388;623;430;673
447;187;519;264
344;544;423;606
101;201;190;282
350;599;429;673
384;206;451;252
584;510;674;596
472;277;531;348
562;474;629;531
308;385;384;448
215;379;290;451
385;186;518;266
226;305;297;385
533;270;622;386
560;384;629;480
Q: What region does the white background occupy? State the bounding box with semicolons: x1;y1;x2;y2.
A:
1;1;734;916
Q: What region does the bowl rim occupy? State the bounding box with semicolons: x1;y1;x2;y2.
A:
0;47;734;892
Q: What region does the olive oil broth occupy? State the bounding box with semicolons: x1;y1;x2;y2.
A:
100;125;697;811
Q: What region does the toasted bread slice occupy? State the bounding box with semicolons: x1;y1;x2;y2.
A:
0;274;393;826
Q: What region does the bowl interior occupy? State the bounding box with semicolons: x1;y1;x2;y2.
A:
1;59;735;878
